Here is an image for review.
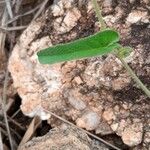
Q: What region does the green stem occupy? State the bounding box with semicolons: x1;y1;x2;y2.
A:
92;0;106;30
118;56;150;98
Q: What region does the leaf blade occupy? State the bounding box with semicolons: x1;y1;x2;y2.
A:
37;29;120;64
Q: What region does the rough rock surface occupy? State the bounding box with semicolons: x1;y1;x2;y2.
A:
8;0;150;148
19;125;108;150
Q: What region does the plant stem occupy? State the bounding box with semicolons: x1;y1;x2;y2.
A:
118;56;150;98
92;0;106;30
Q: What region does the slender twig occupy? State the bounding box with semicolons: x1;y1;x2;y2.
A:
7;116;26;131
44;109;121;150
32;0;49;21
13;0;23;14
0;128;3;150
0;121;22;140
0;1;5;4
0;8;8;58
118;56;150;97
11;108;20;119
0;25;27;31
91;0;106;30
5;4;41;25
2;69;14;150
0;8;14;150
4;0;13;18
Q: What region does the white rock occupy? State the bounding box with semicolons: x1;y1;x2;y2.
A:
52;1;64;16
122;123;143;146
111;123;119;131
63;8;81;32
126;10;148;24
68;98;86;110
76;111;100;130
102;108;116;122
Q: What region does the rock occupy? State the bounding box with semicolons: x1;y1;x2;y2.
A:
110;123;119;132
19;125;109;150
111;73;131;90
76;111;100;130
121;123;143;146
102;108;116;122
103;0;113;14
144;132;150;144
53;7;81;33
126;10;148;24
95;121;113;135
64;89;87;110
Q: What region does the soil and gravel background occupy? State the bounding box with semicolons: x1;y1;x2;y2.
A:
0;0;150;150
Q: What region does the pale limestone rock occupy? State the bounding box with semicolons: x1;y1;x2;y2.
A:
126;10;148;24
103;0;113;14
76;111;100;130
52;1;64;16
111;73;131;90
95;121;113;135
144;132;150;144
122;123;143;146
111;123;119;132
102;108;116;122
116;119;129;136
64;89;87;110
8;19;62;120
68;95;86;110
53;8;81;33
62;8;81;32
19;125;108;150
129;0;135;3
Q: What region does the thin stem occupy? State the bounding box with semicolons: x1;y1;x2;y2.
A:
92;0;106;30
118;56;150;98
2;69;14;150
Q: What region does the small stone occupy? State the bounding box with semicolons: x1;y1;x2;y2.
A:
63;8;81;32
129;0;135;3
102;108;116;122
122;103;128;110
114;105;120;112
144;132;150;144
111;123;119;131
96;121;113;135
112;75;131;90
126;10;148;24
52;1;64;16
74;76;83;85
68;97;86;110
122;123;143;146
76;111;100;130
103;0;113;14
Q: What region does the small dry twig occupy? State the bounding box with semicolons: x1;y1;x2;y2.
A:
0;25;27;31
11;108;20;119
32;0;49;21
5;4;41;25
8;116;26;131
4;0;13;18
2;69;14;150
0;128;4;150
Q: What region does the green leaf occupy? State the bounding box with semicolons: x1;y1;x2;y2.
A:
37;29;120;64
